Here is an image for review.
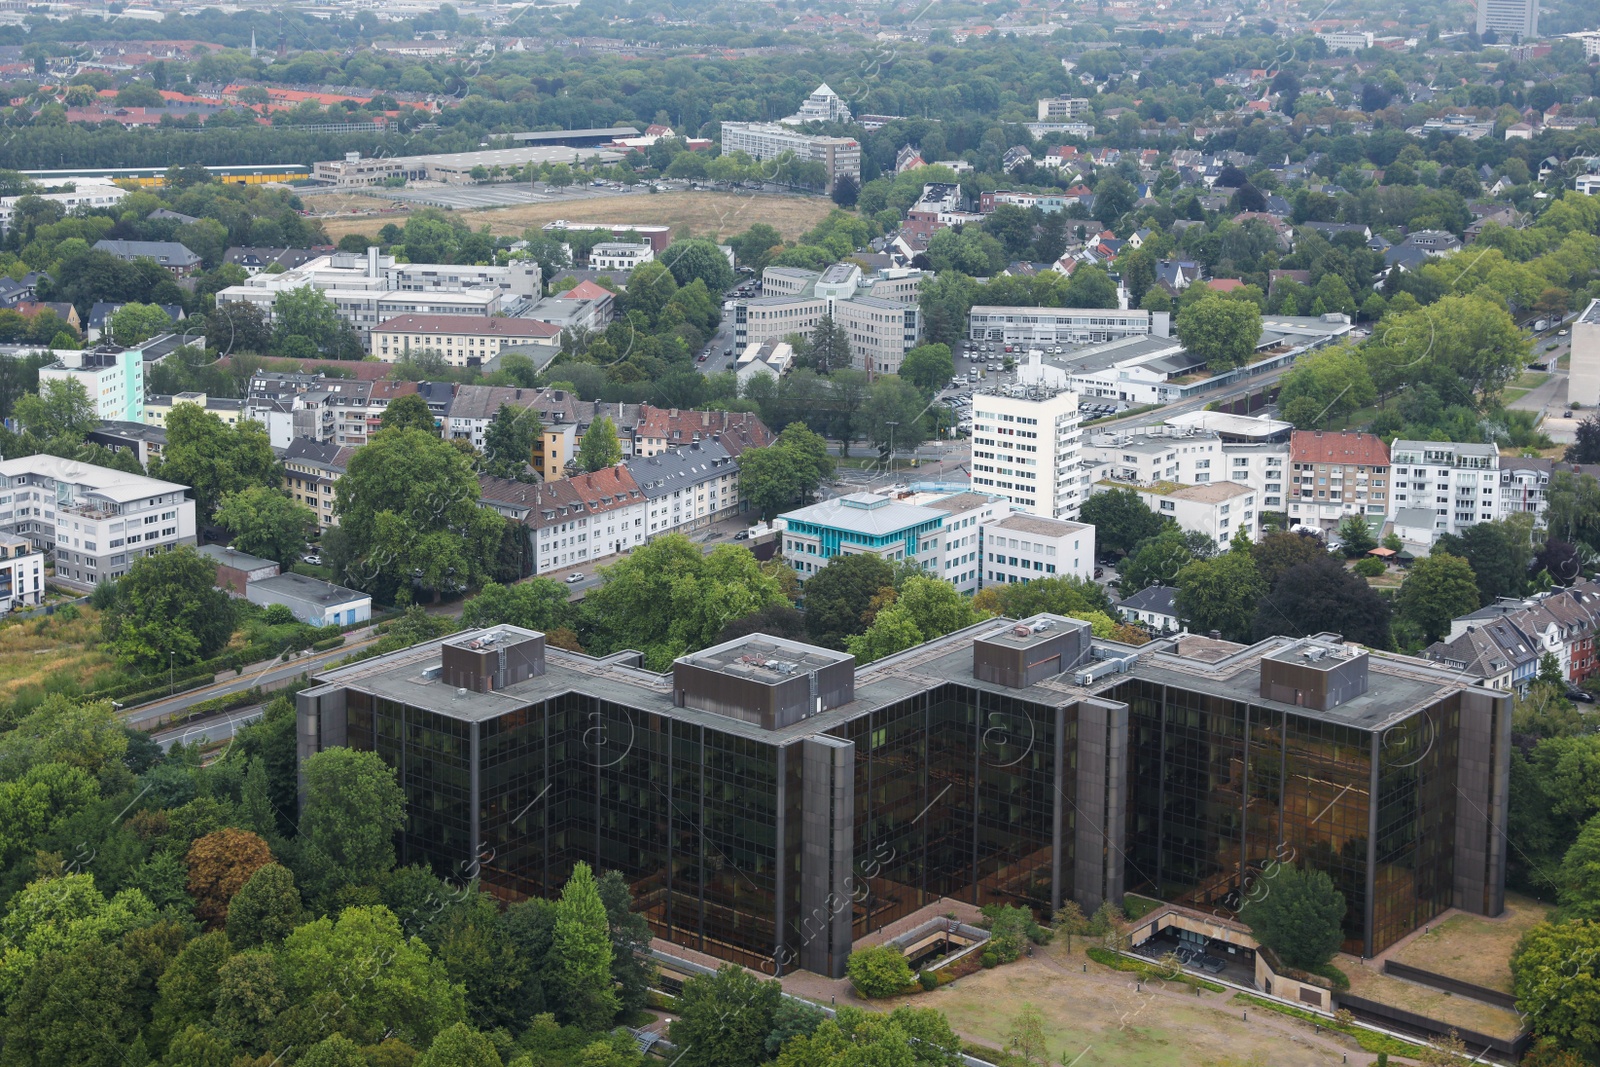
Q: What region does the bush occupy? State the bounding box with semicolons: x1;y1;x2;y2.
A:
262;604;296;626
981;904;1051;963
918;970;938;991
845;945;915;998
979;950;998;969
1353;556;1386;577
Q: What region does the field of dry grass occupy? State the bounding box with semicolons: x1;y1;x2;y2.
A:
316;191;836;245
884;940;1362;1067
1388;893;1552;994
1339;956;1525;1040
0;607;124;709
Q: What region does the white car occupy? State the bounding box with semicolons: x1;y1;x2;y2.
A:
565;573;585;583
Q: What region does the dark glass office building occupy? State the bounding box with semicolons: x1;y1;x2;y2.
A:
298;620;1509;975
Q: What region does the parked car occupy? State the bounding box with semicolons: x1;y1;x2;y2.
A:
1568;688;1597;704
565;573;585;583
1201;956;1227;974
303;554;322;565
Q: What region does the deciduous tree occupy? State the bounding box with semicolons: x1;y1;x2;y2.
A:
1396;552;1480;643
214;486;315;567
549;862;618;1031
1176;294;1261;371
157;403;278;518
669;965;782;1067
1175;549;1267;642
576;415;623;472
299;748;406;895
100;546;235;671
1079;488;1166;558
1238;865;1345;970
186;827;273;929
1250;556;1391;648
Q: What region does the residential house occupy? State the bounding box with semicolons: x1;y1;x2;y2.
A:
92;239;201;277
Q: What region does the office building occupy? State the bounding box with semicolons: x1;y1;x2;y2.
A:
589;242;654;271
719;123;860;194
971;387;1085;520
1388;441;1502;541
297;623;1512;977
779;493;947;580
1572;298;1600;409
370;314;561;366
733;266;927;375
981;513;1095;586
832;296;921;376
1289;431;1390;535
1477;0;1537;40
0;455;196;586
1097;480;1257;547
38;346;145;423
923;491;1007;594
1315;30;1374;50
967;307;1171;347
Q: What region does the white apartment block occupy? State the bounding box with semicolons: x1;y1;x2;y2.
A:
0;180;126;234
1388;440;1502;539
1571;298;1600;408
1477;0;1537;40
923;490;1008;593
1099;480;1257;547
0;533;44;609
589;242;654;271
981;513;1095;587
0;455;196;587
719;122;861;193
479;466;649;577
1037;96;1092;121
38;346;144;423
370;314;561;366
968;307;1171;346
1083;429;1288;529
1315;30;1374;50
971;388;1085;521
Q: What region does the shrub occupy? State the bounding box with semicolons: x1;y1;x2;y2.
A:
846;945;914;998
919;970;938;991
981;903;1051;963
980;951;998;969
1353;556;1386;577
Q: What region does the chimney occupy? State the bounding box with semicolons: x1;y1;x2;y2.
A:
1209;630;1221;640
669;408;679;418
367;245;380;279
702;411;710;427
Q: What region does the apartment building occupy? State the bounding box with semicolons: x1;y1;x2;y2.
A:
970;387;1085;520
627;441;742;537
1037;96;1092;120
967;307;1171;346
1388;440;1501;541
0;455;196;586
1289;431;1390;535
719;122;860;193
479;465;648;576
92;239;200;277
1099;479;1258;546
0;534;44;609
370;314;561;366
246;376;422;450
1498;456;1577;526
1083;425;1290;526
589;242;654;271
38;346;145;423
145;392;244;430
283;439;354;530
923;491;1007;593
1434;580;1600;686
981;513;1096;586
1477;0;1537;40
0;180;125;234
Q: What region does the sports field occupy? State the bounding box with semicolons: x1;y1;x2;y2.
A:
316;190;836;244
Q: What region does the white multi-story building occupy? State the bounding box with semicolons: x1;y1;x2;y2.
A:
370;314;561;366
1477;0;1537;40
719;122;861;194
833;296;921;376
1083;428;1289;532
734;264;927;375
1315;30;1375;50
628;441;742;538
782;83;853;126
967;307;1171;347
1098;480;1257;547
1037;96;1092;121
589;242;654;271
1388;440;1502;539
479;465;649;576
1571;298;1600;408
971;386;1085;521
38;346;145;423
981;513;1095;587
0;179;126;234
922;490;1008;593
215;248;539;337
0;455;196;587
0;533;43;609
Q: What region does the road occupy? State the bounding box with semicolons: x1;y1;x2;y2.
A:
154;705;263;752
119;630;384;730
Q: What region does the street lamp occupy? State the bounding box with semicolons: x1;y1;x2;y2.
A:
169;650;175;696
885;420;899;477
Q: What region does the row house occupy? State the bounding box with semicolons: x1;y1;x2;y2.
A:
1428;580;1600;689
479;465;648;577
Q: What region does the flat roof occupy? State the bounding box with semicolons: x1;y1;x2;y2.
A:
250;572;368;608
976;613;1089;652
986;513;1089;537
198;544;278;573
781;493;943;536
684;634;852;683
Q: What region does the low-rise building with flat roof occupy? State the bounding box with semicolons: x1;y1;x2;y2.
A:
981;512;1096;586
247;572;371;628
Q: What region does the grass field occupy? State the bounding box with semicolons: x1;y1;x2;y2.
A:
1339;955;1525;1040
882;941;1358;1067
0;607;124;709
317;191;837;245
1388;892;1552;994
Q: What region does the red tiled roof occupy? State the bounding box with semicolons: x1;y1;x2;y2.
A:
374;314;560;338
557;280;614;301
1290;430;1389;466
1206;278;1246;292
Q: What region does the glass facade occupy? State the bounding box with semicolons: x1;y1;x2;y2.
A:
1112;677;1461;956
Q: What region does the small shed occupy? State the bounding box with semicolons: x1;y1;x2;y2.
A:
245;572;371;629
198;544;279;596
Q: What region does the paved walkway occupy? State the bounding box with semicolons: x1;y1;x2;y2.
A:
1507;371;1567;415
